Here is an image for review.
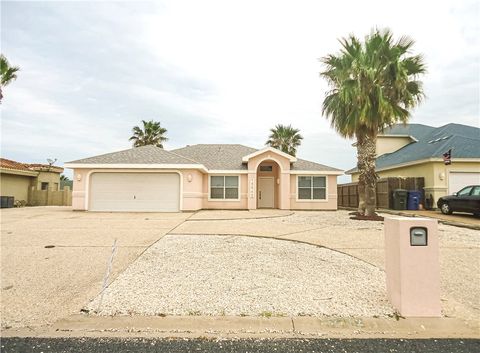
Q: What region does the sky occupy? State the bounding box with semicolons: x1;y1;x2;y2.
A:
1;0;479;181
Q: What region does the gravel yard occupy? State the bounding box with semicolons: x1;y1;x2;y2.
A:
87;234;394;317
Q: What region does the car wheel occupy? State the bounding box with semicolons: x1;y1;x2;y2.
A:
440;202;453;215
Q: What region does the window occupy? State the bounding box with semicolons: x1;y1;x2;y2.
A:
260;165;273;172
457;186;473;196
472;186;480;196
298;176;326;200
210;176;239;200
41;182;49;191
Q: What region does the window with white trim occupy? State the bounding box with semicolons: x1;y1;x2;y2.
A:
210;176;239;199
298;176;326;200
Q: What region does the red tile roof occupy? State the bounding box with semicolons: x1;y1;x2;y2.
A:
0;158;32;172
0;158;63;173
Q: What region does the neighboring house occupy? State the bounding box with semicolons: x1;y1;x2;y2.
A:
0;158;65;204
347;123;480;205
65;144;343;212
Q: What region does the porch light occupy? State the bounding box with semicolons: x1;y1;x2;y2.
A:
439;172;445;181
76;174;82;181
187;174;193;182
277;178;280;185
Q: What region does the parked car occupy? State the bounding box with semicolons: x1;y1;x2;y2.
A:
437;185;480;216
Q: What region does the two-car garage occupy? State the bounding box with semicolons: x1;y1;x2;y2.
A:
89;172;180;212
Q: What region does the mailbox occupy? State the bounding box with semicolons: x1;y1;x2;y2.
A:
384;217;441;317
410;227;428;246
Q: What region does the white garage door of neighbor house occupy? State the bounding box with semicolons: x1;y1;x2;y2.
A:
89;173;180;212
448;172;480;194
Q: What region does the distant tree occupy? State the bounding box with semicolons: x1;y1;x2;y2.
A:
60;175;70;182
129;120;168;148
266;124;303;156
0;54;20;103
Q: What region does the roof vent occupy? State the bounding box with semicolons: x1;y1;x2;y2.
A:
428;136;450;144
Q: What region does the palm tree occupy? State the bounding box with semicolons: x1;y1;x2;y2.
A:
129;120;168;148
60;175;70;182
321;28;426;216
0;54;20;103
266;124;303;156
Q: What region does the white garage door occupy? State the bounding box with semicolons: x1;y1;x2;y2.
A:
448;172;480;194
89;172;180;212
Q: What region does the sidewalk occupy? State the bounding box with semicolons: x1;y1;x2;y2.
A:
2;315;479;339
378;209;480;230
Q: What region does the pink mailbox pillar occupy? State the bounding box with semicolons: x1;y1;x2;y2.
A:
384;217;441;317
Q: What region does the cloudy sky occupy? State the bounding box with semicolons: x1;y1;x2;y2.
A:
1;0;479;181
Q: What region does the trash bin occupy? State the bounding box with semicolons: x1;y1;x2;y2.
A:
392;189;408;210
407;190;422;210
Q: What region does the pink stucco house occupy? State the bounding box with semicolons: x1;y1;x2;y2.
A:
65;144;343;212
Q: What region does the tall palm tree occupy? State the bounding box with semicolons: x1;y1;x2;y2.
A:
266;124;303;156
129;120;168;148
321;28;426;216
0;54;20;103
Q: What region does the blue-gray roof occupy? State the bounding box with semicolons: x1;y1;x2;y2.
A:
347;123;480;173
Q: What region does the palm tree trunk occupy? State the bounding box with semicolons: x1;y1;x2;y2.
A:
356;134;366;215
364;133;378;216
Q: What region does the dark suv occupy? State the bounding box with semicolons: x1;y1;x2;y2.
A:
437;185;480;216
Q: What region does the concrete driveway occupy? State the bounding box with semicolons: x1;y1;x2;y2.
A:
0;207;190;328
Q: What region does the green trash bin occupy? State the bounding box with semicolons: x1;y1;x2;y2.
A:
392;189;408;210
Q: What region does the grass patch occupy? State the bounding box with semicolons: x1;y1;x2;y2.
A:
259;311;286;318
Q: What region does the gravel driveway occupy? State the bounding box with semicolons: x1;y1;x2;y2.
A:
87;234;393;317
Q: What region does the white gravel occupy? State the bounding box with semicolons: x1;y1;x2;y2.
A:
88;234;393;317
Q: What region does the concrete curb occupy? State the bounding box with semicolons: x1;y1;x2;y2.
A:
2;315;479;339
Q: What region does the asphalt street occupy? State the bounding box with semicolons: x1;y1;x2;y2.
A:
1;337;479;353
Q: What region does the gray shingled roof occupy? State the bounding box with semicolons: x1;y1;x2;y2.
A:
291;158;343;172
67;145;199;164
68;143;342;172
172;144;256;170
347;123;480;173
172;144;342;171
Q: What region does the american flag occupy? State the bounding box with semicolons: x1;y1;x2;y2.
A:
443;149;452;165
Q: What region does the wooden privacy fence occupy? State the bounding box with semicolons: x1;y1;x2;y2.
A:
28;186;72;206
337;177;425;209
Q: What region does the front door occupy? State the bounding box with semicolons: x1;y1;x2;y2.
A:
258;177;274;208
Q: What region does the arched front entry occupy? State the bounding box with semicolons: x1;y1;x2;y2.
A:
256;160;280;209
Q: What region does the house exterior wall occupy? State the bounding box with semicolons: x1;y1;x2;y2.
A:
71;168;248;211
247;151;291;210
350;161;480;205
202;174;248;210
0;173;33;202
35;171;61;191
71;152;340;212
289;174;338;210
181;169;204;211
376;136;413;157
